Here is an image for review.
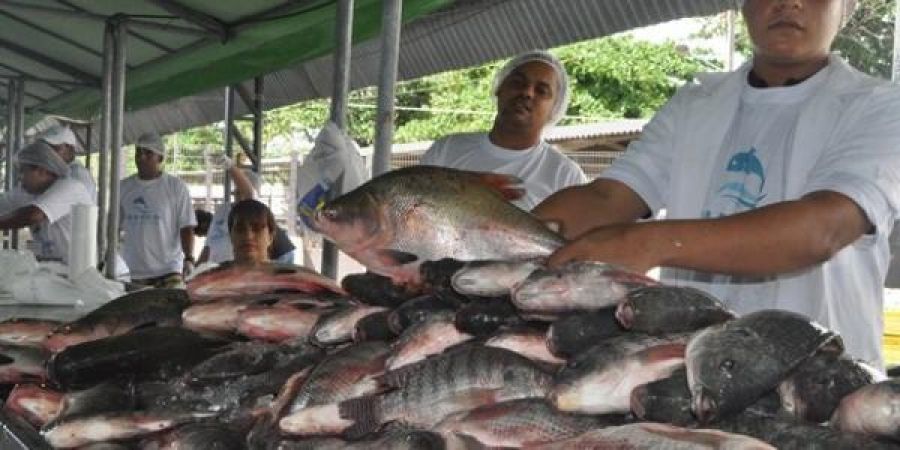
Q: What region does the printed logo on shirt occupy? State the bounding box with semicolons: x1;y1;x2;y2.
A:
124;195;161;222
703;147;767;218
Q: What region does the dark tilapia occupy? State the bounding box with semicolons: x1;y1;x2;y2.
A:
526;422;775;449
312;166;564;287
616;285;734;334
342;271;418;308
43;288;189;353
831;378;900;441
551;333;689;414
180;341;286;386
143;422;244;450
454;298;522;337
286;341;391;414
0;318;60;347
546;307;625;357
630;368;782;427
0;343;48;383
435;398;622;447
778;352;882;423
47;327;228;390
387;294;457;334
345;429;448;450
280;346;552;437
512;262;658;318
353;311;399;342
47;382;138;428
187;262;346;301
719;411;897;450
685;310;842;423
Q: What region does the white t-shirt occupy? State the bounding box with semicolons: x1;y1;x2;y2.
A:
689;68;828;313
120;173;196;279
601;57;900;367
69;160;97;202
0;178;93;263
420;133;588;210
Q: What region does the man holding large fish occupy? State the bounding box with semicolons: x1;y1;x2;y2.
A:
533;0;900;369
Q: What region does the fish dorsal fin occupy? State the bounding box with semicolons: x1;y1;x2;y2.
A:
474;173;526;201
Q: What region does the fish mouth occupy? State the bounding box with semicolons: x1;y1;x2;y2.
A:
615;303;634;329
692;388;718;424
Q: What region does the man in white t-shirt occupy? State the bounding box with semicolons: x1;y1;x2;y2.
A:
0;141;93;263
534;0;900;368
420;50;587;210
119;133;196;288
38;124;97;202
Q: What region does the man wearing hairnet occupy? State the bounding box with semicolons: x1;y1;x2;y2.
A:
420;49;587;210
38;124;97;201
535;0;900;369
119;132;196;288
0;141;93;263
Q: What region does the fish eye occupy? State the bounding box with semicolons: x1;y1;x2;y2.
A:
719;359;735;372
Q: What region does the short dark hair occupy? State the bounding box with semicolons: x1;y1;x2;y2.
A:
228;199;276;236
194;209;213;236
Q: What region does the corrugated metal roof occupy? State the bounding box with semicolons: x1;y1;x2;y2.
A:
103;0;737;148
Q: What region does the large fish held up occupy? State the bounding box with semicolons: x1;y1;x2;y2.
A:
311;166;565;287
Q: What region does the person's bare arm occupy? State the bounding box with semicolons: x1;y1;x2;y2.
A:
532;178;651;239
180;227;195;262
548;191;870;276
0;206;46;230
197;246;210;265
229;166;255;201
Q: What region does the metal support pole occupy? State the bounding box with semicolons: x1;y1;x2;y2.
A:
726;9;736;72
104;18;127;279
252;77;263;174
320;0;355;279
85;124;92;171
893;0;900;84
4;79;22;249
372;0;401;177
223;85;236;206
97;23;114;269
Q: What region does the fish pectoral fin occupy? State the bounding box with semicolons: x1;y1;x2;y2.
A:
476;173;526;201
375;250;419;266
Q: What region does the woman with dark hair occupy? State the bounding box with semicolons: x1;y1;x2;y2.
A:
227;199;278;265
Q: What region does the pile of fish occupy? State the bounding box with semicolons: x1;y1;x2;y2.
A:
0;166;897;449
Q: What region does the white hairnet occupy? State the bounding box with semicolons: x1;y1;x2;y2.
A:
492;49;570;128
15;141;69;177
135;132;165;156
39;125;84;154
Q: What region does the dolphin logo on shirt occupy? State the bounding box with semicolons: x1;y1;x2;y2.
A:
725;148;765;190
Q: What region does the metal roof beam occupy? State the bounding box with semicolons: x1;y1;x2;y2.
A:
0;9;103;58
0;37;99;85
0;1;106;20
125;18;210;37
147;0;229;41
0;73;89;88
233;0;322;30
0;62;69;92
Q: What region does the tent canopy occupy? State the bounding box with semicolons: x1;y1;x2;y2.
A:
0;0;736;146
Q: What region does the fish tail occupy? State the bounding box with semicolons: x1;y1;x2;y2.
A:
338;395;383;439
